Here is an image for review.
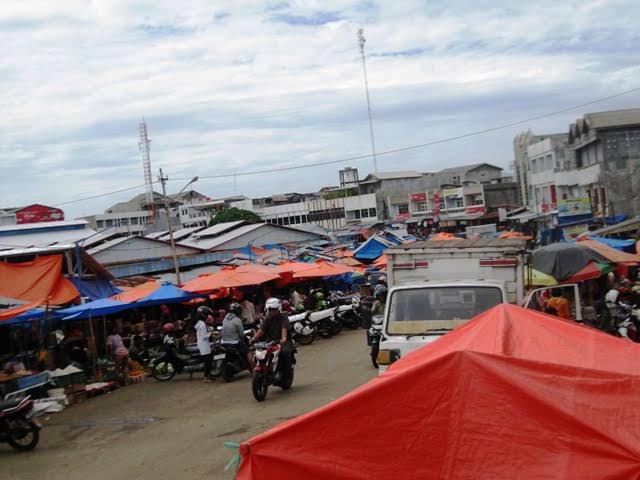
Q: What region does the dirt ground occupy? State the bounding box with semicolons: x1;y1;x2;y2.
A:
1;329;377;480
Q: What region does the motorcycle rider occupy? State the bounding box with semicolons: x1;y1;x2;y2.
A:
251;298;292;377
161;323;180;367
372;286;387;316
374;276;387;299
222;302;253;374
195;306;215;383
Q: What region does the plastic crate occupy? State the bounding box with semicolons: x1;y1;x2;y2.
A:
16;371;50;390
53;372;85;387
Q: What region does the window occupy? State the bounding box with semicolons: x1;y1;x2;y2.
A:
398;204;409;215
283;217;290;225
131;217;138;225
455;198;464;208
369;208;377;218
277;218;283;225
416;201;428;212
96;220;104;228
531;158;537;173
546;155;553;170
120;218;129;225
354;210;361;219
361;208;369;218
295;215;301;224
105;219;113;227
452;175;460;185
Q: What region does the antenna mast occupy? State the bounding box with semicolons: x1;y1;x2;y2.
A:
138;119;154;209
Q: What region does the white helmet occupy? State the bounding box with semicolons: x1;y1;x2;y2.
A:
265;297;282;312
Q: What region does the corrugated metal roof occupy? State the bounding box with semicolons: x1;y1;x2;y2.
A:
159;226;206;241
87;236;130;254
359;171;423;184
193;221;246;238
182;223;263;249
145;231;168;239
0;219;88;233
390;238;527;250
0;227;98;249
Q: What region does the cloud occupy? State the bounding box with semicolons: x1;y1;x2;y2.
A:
1;0;639;219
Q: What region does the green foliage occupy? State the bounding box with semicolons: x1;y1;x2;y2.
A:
323;188;359;200
209;207;262;226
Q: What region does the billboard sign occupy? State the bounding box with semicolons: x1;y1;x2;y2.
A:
557;197;591;217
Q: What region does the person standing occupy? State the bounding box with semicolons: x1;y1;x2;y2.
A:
240;294;256;327
195;306;215;383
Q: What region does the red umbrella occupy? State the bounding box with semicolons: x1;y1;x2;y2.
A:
561;261;613;284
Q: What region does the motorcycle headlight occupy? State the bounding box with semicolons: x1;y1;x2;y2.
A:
255;350;267;360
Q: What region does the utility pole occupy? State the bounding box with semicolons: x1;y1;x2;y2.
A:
358;28;378;173
159;168;182;284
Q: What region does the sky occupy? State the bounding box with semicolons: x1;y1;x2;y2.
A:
1;0;640;219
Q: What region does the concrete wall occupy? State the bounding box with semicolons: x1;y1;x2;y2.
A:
483;183;520;210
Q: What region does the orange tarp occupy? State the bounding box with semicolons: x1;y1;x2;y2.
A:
111;281;159;303
182;266;280;293
372;254;387;268
292;260;356;279
499;231;533;240
0;255;80;321
237;304;640;479
432;232;459;241
577;238;640;265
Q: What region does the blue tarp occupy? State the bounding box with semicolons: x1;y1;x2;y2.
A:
2;308;53;326
69;277;121;301
57;298;133;321
557;213;593;227
354;237;388;261
590;236;637;252
135;282;198;307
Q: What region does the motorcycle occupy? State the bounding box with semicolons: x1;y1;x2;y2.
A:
218;330;254;382
367;315;384;369
251;341;297;402
312;308;342;338
0;396;41;451
290;311;316;345
613;301;640;341
333;300;360;330
150;341;204;381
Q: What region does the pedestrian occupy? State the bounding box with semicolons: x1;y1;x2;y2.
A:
544;288;571;319
194;306;215;383
240;293;256;327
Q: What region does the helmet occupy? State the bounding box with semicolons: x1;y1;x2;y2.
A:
229;302;242;316
197;306;213;320
162;323;175;334
377;276;387;285
314;291;325;301
375;286;387;300
265;297;282;312
282;299;291;310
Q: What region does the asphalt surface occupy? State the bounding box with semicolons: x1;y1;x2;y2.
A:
2;329;377;480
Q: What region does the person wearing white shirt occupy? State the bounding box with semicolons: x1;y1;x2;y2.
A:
195;306;215;383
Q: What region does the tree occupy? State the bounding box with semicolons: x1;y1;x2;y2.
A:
209;207;262;226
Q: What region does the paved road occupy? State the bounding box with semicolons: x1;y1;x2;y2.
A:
2;329;376;480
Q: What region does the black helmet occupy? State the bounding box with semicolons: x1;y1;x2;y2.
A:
375;286;388;300
197;306;213;320
229;302;242;316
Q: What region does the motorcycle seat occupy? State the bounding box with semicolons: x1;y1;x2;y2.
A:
0;398;23;411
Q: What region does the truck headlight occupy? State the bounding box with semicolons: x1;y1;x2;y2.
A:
377;349;401;365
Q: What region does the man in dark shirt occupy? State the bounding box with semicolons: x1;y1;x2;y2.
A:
251;298;292;374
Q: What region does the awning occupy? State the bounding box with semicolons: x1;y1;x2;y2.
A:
575;238;640;264
57;298;133;321
585;215;640;237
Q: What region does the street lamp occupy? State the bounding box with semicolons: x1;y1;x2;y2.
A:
158;169;198;284
357;28;378;173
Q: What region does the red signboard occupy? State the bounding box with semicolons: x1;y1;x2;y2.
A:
466;205;486;215
15;204;64;224
410;192;426;202
432;192;441;216
394;213;411;221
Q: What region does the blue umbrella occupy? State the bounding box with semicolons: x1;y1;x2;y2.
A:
135;282;199;307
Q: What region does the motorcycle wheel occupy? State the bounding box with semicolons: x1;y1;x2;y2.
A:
279;367;294;390
252;372;268;402
295;329;316;345
329;320;343;336
8;417;39;452
221;362;236;382
152;361;176;381
371;343;379;369
341;312;359;330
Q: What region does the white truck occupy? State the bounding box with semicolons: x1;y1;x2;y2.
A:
376;238;528;370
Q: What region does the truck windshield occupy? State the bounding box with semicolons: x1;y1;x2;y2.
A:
386;286;503;335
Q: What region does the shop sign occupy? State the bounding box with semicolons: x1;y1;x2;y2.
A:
466;205;486;215
557;197;592;217
394;213;411;221
442;187;461;198
432;192;441;216
562;224;589;239
410;192;426;202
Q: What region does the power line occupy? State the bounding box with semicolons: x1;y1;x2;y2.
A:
51;85;640;205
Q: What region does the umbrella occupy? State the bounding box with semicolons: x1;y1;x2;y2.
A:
111;281;159;302
292;260;356;279
531;243;609;281
525;266;558;286
135;282;199;306
562;261;614;284
182;266;280;293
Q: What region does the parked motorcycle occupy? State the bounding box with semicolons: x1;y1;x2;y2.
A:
613;301;640;341
0;396;41;451
251;341;296;402
311;309;342;338
334;302;360;330
150;342;204;381
367;315;384;369
290;311;316;345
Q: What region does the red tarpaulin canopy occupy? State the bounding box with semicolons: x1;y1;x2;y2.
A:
111;280;159;303
291;260;356;279
372;254;387;268
0;255;79;321
182;266;280;293
236;304;640;479
431;232;459;241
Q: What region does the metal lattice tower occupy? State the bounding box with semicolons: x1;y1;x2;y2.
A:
138;119;154;208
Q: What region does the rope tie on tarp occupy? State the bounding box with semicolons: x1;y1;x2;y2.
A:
224;441;241;478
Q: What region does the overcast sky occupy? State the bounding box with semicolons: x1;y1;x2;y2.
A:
1;0;639;219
